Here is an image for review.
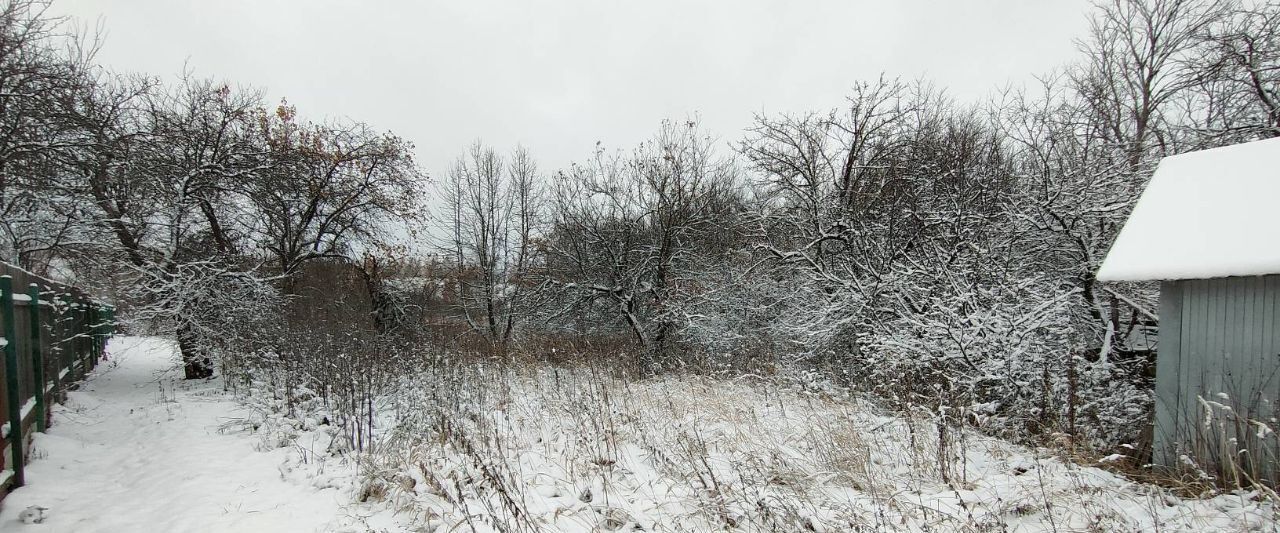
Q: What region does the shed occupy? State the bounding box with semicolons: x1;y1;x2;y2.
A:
1098;136;1280;480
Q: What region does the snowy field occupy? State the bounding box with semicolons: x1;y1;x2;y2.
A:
0;337;1275;532
345;363;1277;532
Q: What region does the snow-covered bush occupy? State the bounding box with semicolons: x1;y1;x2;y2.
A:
727;75;1162;454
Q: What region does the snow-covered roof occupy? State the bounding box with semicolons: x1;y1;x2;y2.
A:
1097;137;1280;282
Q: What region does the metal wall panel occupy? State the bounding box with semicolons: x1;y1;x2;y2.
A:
1154;275;1280;481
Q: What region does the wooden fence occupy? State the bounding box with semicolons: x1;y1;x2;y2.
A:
0;262;114;497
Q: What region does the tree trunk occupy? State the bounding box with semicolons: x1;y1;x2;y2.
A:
177;323;213;379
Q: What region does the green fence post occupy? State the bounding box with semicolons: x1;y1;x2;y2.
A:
68;301;76;375
28;284;44;433
53;295;65;388
87;302;95;371
89;304;100;368
1;276;24;488
78;302;88;371
85;303;93;370
94;304;104;364
99;304;108;356
48;292;62;405
103;305;114;354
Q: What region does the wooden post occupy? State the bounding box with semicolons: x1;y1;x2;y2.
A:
28;284;44;433
1;276;24;487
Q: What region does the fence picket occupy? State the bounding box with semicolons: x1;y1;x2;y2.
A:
29;284;44;433
1;276;23;488
0;264;114;499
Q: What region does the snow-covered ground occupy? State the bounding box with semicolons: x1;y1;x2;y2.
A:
357;362;1278;532
0;337;1275;532
0;336;397;532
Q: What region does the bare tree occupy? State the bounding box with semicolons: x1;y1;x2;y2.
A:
139;77;270;378
438;141;541;347
1072;0;1229;166
0;0;87;272
58;73;269;378
54;70;154;269
547;120;739;369
1186;1;1280;139
250;102;423;293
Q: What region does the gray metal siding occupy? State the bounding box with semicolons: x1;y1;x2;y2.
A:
1153;275;1280;478
1153;280;1182;466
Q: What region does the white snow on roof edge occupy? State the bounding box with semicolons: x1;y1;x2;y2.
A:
1096;137;1280;282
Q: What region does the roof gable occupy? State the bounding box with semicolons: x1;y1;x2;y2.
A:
1096;137;1280;282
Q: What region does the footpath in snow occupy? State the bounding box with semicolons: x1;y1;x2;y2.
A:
0;336;376;532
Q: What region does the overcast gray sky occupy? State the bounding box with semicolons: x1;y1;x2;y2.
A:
51;0;1092;181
